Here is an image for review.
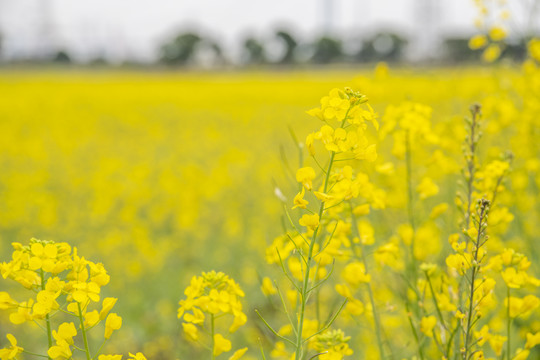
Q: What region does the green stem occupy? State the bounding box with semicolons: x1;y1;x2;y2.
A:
295;139;339;360
91;340;107;360
405;130;415;233
405;131;419;286
23;350;50;358
462;202;488;360
426;273;447;332
77;302;92;360
457;105;481;360
40;270;53;360
406;303;425;360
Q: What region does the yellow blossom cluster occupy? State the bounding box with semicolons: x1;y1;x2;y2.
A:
0;238;147;360
178;271;247;358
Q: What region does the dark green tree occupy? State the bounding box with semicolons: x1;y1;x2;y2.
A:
242;38;266;64
275;30;297;64
311;36;343;64
160;32;202;65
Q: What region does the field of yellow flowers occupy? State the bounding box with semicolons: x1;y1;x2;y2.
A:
0;60;540;360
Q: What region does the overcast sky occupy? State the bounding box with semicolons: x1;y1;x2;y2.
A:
0;0;536;62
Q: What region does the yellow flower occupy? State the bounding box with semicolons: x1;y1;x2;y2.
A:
53;322;77;345
229;312;247;333
489;26;507;41
100;297;118;320
128;353;147;360
489;335;507;356
529;39;540;62
416;177;439;200
512;349;530;360
213;333;232;356
474;325;491;346
321;88;350;122
455;310;465;320
472;351;485;360
507;295;540;318
296;167;316;191
342;262;371;287
0;334;23;360
314;191;334;202
228;348;248;360
72;281;101;303
0;292;18;310
29;242;58;272
98;355;123;360
482;44;501;63
292;187;308;209
429;203;448;219
446;253;472;275
312;329;353;360
48;339;72;360
261;277;277;296
85;310;100;327
9;299;34;324
502;267;527;288
525;332;540;349
420;316;437;337
182;322;199;341
352;204;370;216
469;34;488;49
299;214;319;230
104;313;122;339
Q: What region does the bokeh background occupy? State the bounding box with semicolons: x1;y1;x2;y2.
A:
1;1;540;359
0;0;539;65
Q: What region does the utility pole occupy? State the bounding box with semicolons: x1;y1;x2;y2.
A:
37;0;56;59
322;0;334;34
413;0;440;61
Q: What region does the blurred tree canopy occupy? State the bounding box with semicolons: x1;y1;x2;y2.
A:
275;30;298;64
160;32;202;65
242;38;266;65
311;36;343;64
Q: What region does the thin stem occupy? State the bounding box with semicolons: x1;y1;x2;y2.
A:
77;302;92;360
255;310;296;347
457;104;481;359
464;106;480;234
462;200;489;360
294;153;334;360
41;270;53;360
406;304;425;360
405;130;416;233
426;273;448;331
295;114;348;359
405;131;419;297
91;340;107;360
23;350;49;358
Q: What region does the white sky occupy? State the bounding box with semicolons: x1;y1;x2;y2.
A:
0;0;536;62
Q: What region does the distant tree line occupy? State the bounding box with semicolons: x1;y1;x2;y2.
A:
0;28;533;66
159;29;411;66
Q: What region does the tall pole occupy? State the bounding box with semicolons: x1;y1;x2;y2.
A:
38;0;55;59
414;0;439;61
323;0;333;34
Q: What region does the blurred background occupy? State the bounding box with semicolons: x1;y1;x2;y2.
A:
1;1;540;359
0;0;538;67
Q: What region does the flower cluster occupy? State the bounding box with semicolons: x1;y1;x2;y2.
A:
0;238;146;360
178;271;247;358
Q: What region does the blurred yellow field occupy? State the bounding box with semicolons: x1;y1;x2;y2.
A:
0;64;540;360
